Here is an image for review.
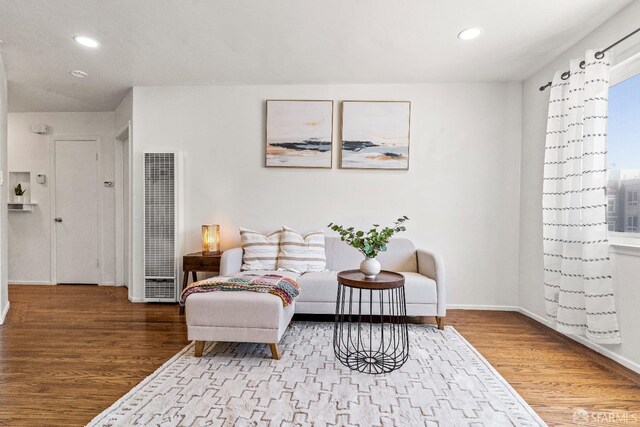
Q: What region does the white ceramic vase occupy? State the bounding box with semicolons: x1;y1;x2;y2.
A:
360;257;381;279
14;195;23;204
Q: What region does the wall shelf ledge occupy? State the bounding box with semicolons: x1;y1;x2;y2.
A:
8;202;37;212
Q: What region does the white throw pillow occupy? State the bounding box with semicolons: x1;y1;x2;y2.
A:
277;226;327;273
240;227;282;271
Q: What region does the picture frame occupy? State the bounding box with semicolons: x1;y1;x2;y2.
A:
340;101;411;170
265;100;334;168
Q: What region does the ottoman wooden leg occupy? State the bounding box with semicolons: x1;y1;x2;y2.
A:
269;343;281;360
436;316;445;330
194;340;205;357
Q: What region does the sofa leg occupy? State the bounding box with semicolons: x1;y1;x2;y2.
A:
194;340;205;357
436;316;445;330
269;343;281;360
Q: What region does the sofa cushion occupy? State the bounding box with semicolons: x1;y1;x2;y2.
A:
324;237;418;273
239;270;301;280
277;227;327;273
400;273;437;304
240;227;282;271
297;271;436;304
296;270;338;302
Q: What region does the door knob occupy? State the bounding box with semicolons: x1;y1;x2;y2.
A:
55;217;63;223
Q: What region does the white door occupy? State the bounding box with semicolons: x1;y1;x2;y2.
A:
54;139;100;284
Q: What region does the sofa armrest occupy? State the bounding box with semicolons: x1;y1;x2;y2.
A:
417;248;446;317
220;247;243;275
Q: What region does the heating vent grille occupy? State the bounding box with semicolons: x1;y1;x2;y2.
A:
144;152;177;301
145;279;176;300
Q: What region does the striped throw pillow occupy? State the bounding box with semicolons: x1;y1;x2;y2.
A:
240;227;282;271
277;226;327;273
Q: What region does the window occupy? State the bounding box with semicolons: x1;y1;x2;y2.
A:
608;195;616;213
607;67;640;240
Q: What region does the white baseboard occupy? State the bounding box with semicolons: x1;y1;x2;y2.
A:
517;307;640;375
447;304;518;311
516;307;553;327
10;281;127;287
8;281;53;285
128;295;145;303
0;302;10;324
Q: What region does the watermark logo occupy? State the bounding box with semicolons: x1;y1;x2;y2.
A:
573;408;639;424
573;408;589;423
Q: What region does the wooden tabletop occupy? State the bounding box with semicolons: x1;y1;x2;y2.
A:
185;252;222;257
337;270;405;290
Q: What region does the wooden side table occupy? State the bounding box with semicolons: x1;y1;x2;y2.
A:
180;252;223;314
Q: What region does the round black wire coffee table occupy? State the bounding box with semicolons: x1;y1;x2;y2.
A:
333;270;409;374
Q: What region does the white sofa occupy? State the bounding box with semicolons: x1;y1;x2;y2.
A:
220;237;446;328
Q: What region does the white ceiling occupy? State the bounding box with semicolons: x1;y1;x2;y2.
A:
0;0;634;112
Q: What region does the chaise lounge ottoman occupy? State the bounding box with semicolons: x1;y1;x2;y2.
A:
185;290;295;360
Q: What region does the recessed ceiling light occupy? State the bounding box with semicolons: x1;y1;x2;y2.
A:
73;35;99;48
458;27;483;40
69;70;88;78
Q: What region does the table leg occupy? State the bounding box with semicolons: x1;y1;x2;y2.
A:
333;283;409;374
192;271;198;282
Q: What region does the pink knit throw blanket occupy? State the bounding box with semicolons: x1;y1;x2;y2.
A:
180;273;300;307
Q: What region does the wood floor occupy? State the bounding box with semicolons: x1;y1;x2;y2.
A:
0;285;638;426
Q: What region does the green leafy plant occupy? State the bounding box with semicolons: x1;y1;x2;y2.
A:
14;183;26;196
328;216;409;258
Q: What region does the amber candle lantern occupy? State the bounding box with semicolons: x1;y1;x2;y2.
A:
201;224;221;255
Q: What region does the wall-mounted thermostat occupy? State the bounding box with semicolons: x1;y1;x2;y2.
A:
30;124;50;134
36;174;46;184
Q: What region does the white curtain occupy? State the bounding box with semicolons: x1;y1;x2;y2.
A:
543;49;621;345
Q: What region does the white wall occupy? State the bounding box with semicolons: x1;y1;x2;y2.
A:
519;0;640;372
0;55;8;323
115;90;132;134
7;112;117;284
130;83;523;304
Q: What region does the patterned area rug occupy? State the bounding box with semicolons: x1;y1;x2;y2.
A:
89;322;545;426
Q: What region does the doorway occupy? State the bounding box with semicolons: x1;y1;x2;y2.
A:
115;123;132;297
52;138;101;284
